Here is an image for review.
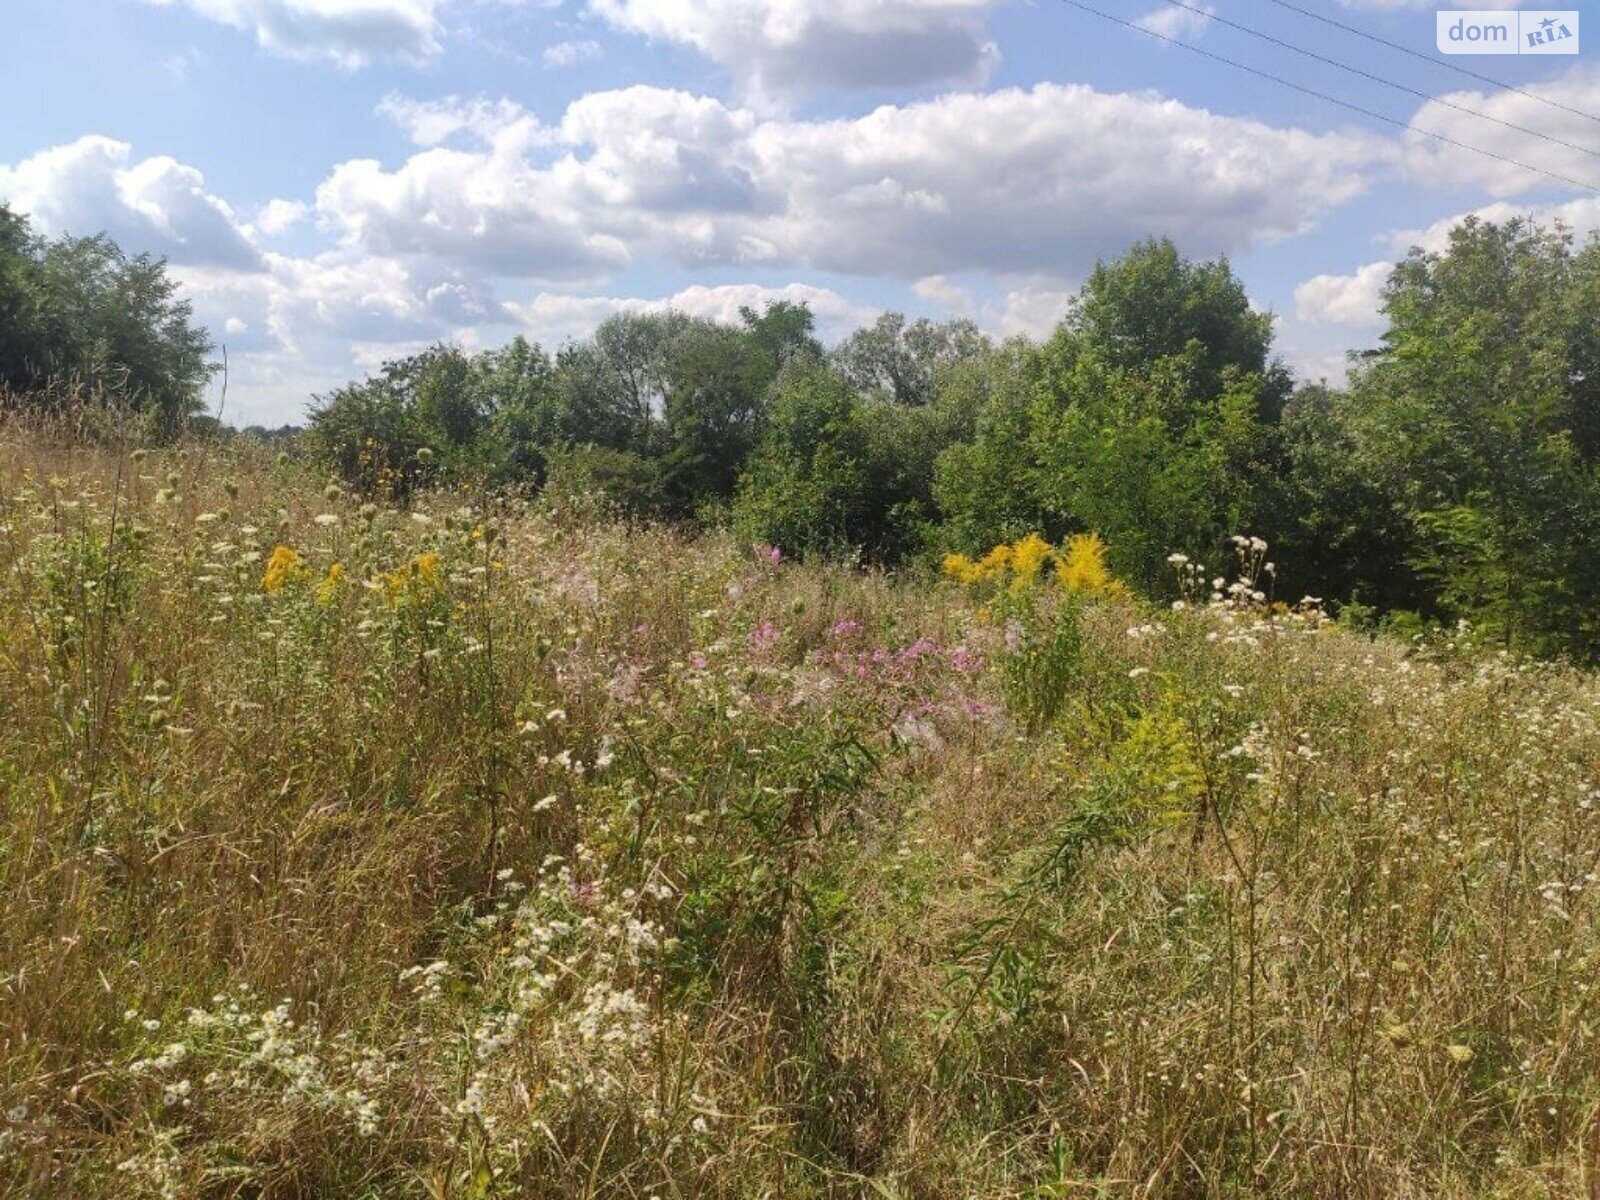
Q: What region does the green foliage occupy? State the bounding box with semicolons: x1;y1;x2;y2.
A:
1072;236;1288;416
731;360;868;557
1344;217;1600;656
270;222;1600;660
832;311;990;407
0;205;214;433
934;244;1281;593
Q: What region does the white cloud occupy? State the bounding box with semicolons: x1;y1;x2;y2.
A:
985;284;1075;338
1134;3;1214;40
1387;196;1600;257
588;0;1004;103
255;198;308;235
376;93;544;149
1293;260;1392;327
1402;63;1600;196
143;0;443;67
0;135;260;269
504;282;878;346
324;83;1385;285
543;39;602;67
912;274;977;317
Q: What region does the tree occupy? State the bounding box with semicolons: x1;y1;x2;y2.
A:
0;205;215;432
740;301;822;369
934;243;1283;590
732;361;868;557
1344;217;1600;656
658;320;774;513
1072;237;1289;419
832;312;990;407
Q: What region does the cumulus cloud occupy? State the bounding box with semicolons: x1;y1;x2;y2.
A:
322;83;1385;285
1293;260;1392;327
504;282;878;346
143;0;444;67
985;284;1076;338
376;93;544;149
1386;196;1600;258
0;135;260;269
587;0;1004;103
1402;64;1600;196
1134;3;1214;40
255;198;308;235
912;274;977;318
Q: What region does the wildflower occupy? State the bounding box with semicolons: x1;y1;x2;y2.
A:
1056;533;1122;596
1447;1044;1474;1065
1008;533;1053;591
413;552;442;589
313;513;339;527
316;562;345;606
261;545;305;593
748;620;780;655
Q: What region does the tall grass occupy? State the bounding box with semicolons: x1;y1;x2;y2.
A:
1;423;1597;1198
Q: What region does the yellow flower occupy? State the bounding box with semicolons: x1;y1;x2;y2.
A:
1008;533;1053;593
977;543;1012;579
380;551;446;608
942;552;981;586
316;562;345;606
261;545;305;593
1056;533;1123;596
413;552;442;589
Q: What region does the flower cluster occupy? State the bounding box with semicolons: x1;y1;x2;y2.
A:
944;532;1125;597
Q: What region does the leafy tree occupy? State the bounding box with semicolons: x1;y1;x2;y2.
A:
832;312;989;407
740;300;822;369
936;244;1282;591
1029;347;1275;591
1344;217;1600;655
657;320;775;513
0;204;214;432
732;361;868;556
1072;237;1289;419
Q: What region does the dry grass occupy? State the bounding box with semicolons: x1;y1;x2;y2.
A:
1;422;1598;1198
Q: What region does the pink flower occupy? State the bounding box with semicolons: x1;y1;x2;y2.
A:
748;620;781;654
951;646;985;673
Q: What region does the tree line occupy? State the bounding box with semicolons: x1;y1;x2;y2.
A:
3;199;1597;660
306;219;1600;660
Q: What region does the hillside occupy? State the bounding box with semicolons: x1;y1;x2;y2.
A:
2;427;1598;1198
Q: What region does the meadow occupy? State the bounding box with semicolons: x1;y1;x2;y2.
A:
2;422;1598;1199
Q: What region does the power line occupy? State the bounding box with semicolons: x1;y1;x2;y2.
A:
1054;0;1600;194
1154;0;1600;162
1261;0;1600;128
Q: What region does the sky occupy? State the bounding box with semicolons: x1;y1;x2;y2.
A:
1;0;1596;426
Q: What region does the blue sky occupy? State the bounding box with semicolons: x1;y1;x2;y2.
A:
2;0;1596;425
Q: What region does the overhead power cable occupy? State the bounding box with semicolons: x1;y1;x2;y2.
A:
1154;0;1600;162
1261;0;1600;128
1054;0;1600;194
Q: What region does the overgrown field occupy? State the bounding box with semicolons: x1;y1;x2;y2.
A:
2;427;1599;1199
